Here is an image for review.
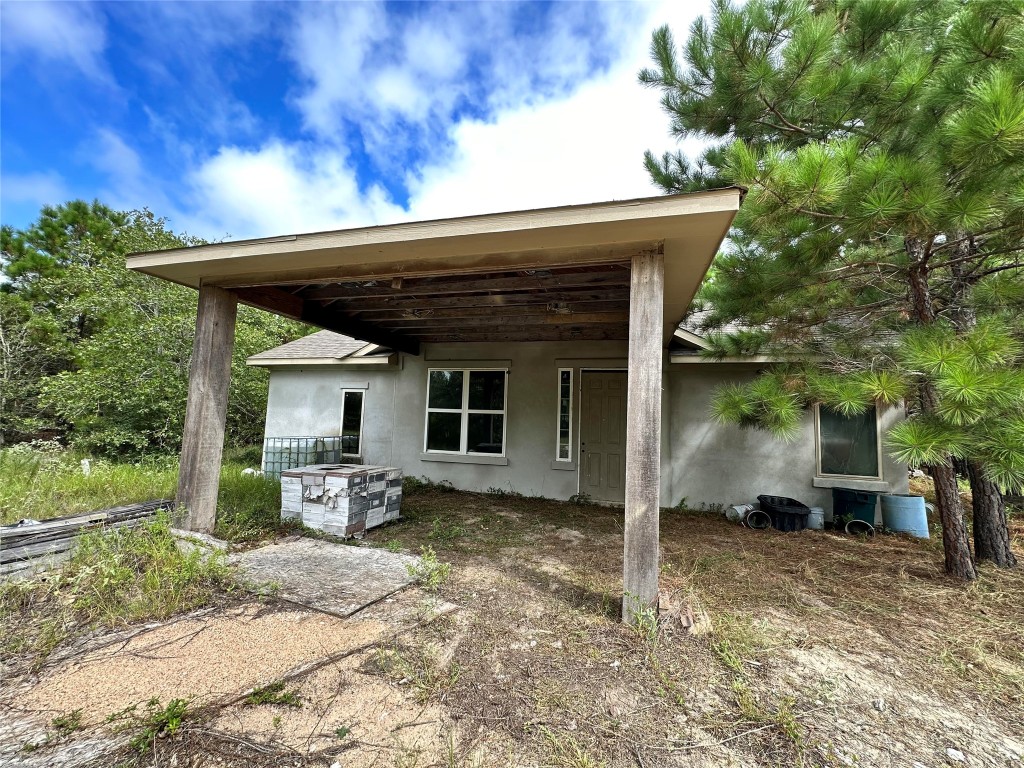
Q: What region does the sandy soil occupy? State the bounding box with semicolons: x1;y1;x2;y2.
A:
17;603;388;725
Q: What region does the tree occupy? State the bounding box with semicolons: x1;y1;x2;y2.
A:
2;203;307;454
641;0;1024;578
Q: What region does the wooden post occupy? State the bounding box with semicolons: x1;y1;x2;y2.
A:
622;252;664;624
177;284;238;533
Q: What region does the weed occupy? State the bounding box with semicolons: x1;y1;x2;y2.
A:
244;680;303;708
0;513;234;663
107;697;191;754
272;715;282;729
384;539;404;553
628;597;660;646
567;492;593;505
429;517;466;544
403;476;455;494
373;643;461;704
406;546;451;592
51;709;84;738
486;484;523;498
538;726;606;768
334;725;351;739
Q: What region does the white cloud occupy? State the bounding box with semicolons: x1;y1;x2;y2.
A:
0;1;110;82
180;142;403;239
95;0;714;240
0;170;69;207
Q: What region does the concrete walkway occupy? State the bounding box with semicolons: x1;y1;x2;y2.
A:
231;538;421;617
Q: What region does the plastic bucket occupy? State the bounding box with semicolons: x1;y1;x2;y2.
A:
845;519;875;536
832;487;878;527
880;494;930;539
807;507;825;531
745;510;772;530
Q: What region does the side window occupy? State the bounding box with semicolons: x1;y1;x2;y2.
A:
816;404;880;478
340;390;364;457
556;368;572;461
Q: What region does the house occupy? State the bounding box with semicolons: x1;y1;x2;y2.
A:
248;327;908;511
126;188;906;623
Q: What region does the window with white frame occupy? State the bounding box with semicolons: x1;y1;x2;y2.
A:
425;369;507;455
555;368;572;461
816;404;880;478
340;390;364;456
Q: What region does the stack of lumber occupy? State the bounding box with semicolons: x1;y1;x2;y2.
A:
280;464;402;536
0;499;173;579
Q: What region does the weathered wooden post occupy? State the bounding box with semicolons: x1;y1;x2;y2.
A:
622;251;664;624
177;283;237;533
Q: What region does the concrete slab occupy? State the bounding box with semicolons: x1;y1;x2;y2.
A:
231;538;421;617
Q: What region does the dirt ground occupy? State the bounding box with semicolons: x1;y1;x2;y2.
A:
2;487;1022;768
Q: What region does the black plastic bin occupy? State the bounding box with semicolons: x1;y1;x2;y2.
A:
831;487;879;530
756;495;811;532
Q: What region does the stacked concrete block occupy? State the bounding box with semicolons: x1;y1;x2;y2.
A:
280;473;304;520
280;463;402;536
384;469;403;522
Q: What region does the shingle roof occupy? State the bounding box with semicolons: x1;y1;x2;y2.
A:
247;330;368;361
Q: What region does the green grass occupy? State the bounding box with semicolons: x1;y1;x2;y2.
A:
0;513;235;662
244;680;303;708
0;445;283;540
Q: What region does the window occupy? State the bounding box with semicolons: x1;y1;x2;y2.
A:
425;369;507;455
340;390;364;456
555;368;572;461
816;404;880;478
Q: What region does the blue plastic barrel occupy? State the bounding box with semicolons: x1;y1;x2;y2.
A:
880;494;930;538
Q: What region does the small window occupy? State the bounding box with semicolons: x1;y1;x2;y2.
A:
556;368;572;461
425;369;507;455
816;405;880;478
340;390;364;456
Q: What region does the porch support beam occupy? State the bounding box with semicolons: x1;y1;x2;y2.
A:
622;251;665;625
177;284;238;533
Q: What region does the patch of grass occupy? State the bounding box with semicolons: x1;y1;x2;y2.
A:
429;517;466;545
51;709;84;737
244;680;303;708
710;613;776;674
403;475;455;495
406;545;451;593
107;697;191;754
0;444;177;526
0;445;282;542
538;727;606;768
0;513;234;664
373;642;461;704
214;468;283;542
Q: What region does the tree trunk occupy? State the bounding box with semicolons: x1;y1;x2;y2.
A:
906;236;977;580
944;236;1015;569
967;459;1017;568
929;458;977;580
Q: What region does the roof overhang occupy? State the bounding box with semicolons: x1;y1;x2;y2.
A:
128;189;743;352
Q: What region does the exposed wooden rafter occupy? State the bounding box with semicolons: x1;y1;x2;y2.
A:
231;286;421;355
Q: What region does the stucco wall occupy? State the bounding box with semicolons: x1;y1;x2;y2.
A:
262;344;908;519
665;365;908;520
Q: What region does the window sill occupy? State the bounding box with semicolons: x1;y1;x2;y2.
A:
812;476;891;492
419;452;509;466
550;460;576;471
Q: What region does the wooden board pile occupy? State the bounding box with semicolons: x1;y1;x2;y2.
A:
281;464;403;536
0;499;174;579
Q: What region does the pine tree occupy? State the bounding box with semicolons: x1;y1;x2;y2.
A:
641;0;1024;578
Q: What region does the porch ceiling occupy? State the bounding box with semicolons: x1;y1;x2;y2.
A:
126;189;743;354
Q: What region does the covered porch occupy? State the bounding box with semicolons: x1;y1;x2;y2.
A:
126;188;743;622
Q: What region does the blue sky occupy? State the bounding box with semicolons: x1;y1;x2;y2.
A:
1;1;710;240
